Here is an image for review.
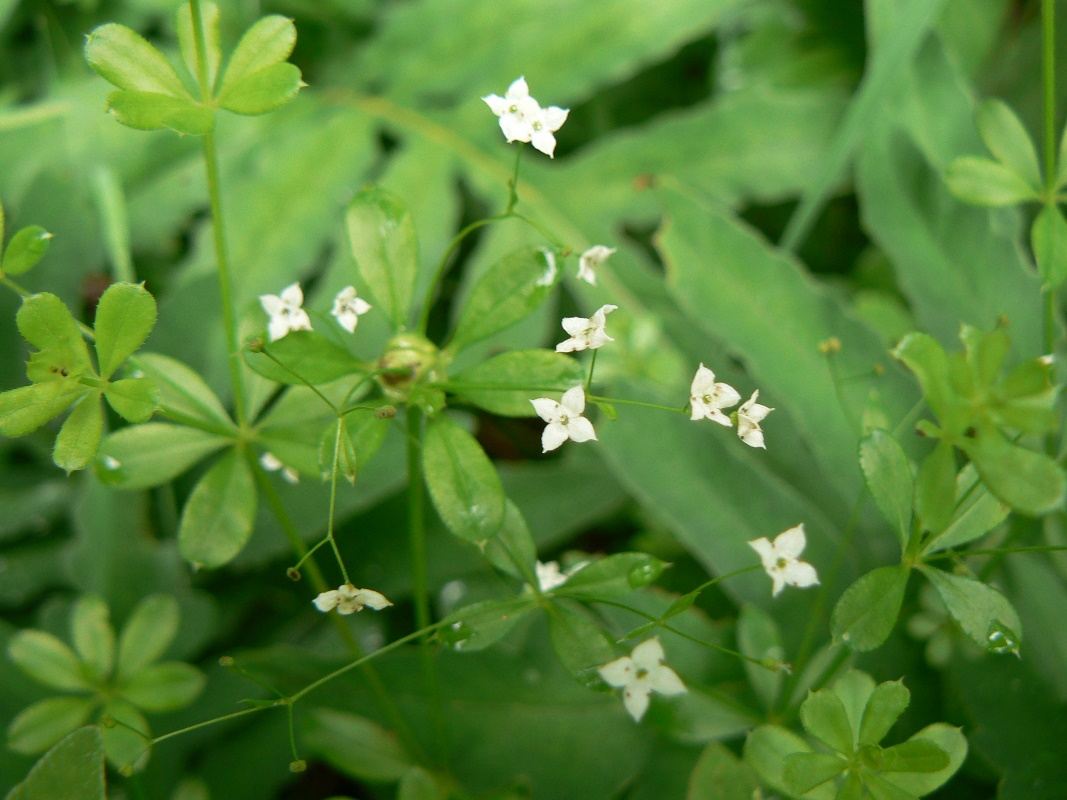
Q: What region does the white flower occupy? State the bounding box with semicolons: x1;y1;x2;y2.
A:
482;76;568;157
312;584;393;615
736;390;774;449
260;282;312;342
330;285;371;333
689;364;741;426
597;638;687;722
535;248;558;287
535;560;568;591
747;523;819;597
576;245;616;286
260;451;299;484
555;304;618;353
531;386;597;452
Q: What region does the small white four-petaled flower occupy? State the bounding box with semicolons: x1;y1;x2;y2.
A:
331;286;372;333
313;584;393;615
260;282;312;342
260;452;299;484
576;245;616;286
736;390;774;449
482;76;569;158
555;304;618;353
531;386;597;452
597;638;687;722
748;523;819;597
689;364;741;426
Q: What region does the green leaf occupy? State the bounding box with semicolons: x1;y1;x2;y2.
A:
736;605;783;711
105;90;214;135
836;772;864;800
302;708;413;783
782;752;847;795
1031;203;1067;289
959;323;1010;391
962;430;1066;516
117;595;180;678
830;670;877;746
104;378;159;423
17;293;93;381
859;430;914;553
919;565;1023;654
744;725;835;800
451;350;583;417
176;2;220;90
800;688;854;754
8;630;88;691
0;382;80;438
6;697;95;756
547;604;616;684
831;565;910;652
891;333;954;419
880;739;950;773
53;396;104;473
923;464;1009;553
976;99;1042;190
863;773;921;800
132;353;232;428
98;424;228;489
6;726;105;800
422;414;506;544
345;187;418;329
217;16;297;98
93;282;157;379
555;553;667;600
687;743;758;800
100;699;150;772
120;662;205;712
216;62;303;116
915;441;956;539
439;597;537;653
85;23;190;98
1;225;52;276
318;418;359;485
859;680;909;746
398;767;442;800
945;157;1039;206
883;724;968;796
244;330;364;385
481;500;537;581
178;450;257;568
71;595;115;681
449;248;555;352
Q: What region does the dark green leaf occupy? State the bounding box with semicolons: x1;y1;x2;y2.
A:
244;330;364;386
859;430;914;553
547;604;616;684
884;724;968;796
439;597;537;653
1;225;52;276
481;500;537;581
782;752;847;794
85;23;190;97
178;450;257;568
104;377;159;423
216;62;303;116
345;187;418;329
915;441;956;539
962;430;1066;516
398;767;442;800
687;743;758;800
301;708;413;783
919;565;1022;654
864;773;921;800
736;605;783;711
93;282;157;379
831;565;910;652
6;726;105;799
880;739;950;773
98;424;228;489
451;350;583;417
923;464;1009;553
555;553;667;600
743;725;834;800
859;680;909;746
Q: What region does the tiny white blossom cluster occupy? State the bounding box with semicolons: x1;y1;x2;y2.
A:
597;638;687;722
748;523;819;597
483;77;569;158
313;584;393;615
689;364;774;448
259;283;372;342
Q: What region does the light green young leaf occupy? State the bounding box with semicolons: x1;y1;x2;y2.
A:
178;450;257;568
85;23;190;98
800;688;854;754
782;752;847;795
0;382;82;438
743;725;835;800
216;16;297;98
301;708;413;783
859;679;909;746
93;282;156;379
133;353;232;428
880;739;950;773
962;430;1066;516
52;396;103;474
736;605;783;711
1;225;52;276
117;595;180;678
449;248;556;352
104;377;159;423
555;553;667;599
976;98;1042;190
944;157;1039;206
451;350;583;417
345;187;418;329
176;2;220;90
6;698;95;756
923;464;1009;554
831;565;910;652
883;723;968;796
17;293;93;380
244;330;364;386
216;62;303;116
6;726;105;800
547;604;616;683
120;662;205;712
71;595;115;681
915;441;956;539
919;565;1022;654
1031;203;1067;289
439;597;537;653
422;414;505;544
859;430;914;553
105;90;214;135
891;333;954;420
97;424;227;489
8;630;88;691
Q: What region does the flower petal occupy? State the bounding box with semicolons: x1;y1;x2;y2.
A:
690;364;715;395
288;309;313;333
647;665;687;697
622;685;652;722
772;524;807;560
561;316;590;337
482;94;508;116
541;106;569;132
268;316;290;342
312;591;340;612
630;638;666;670
260;294;283;315
784;561;820;589
597;656;635;688
565;416;597;444
531;128;557;158
747;537;777;570
505;76;529;100
353;588;393;610
531;398;561;423
560;386;586;415
280;282;303;307
541;421;570;452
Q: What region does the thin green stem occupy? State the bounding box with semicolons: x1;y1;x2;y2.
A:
326;419;350;583
152;706;266;746
587;394;689;415
257;348;340;414
925;544;1067;561
505;143;524;213
585;349;598;392
1043;0;1059;356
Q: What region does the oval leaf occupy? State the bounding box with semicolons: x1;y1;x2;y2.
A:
217;15;297;97
117;594;180;678
1031;203;1067;289
859;679;909;746
104;377;159;423
98;423;228;489
799;688;854;754
71;595;115;681
8;630;88;691
547;604;617;683
963;431;1066;516
345;187;418;329
133;353;232;428
737;605;784;711
2;225;52;276
244;330;363;386
6;726;105;800
859;430;914;553
451;350;583;417
52;395;104;473
106;90;214;135
831;565;910;652
216;62;302;116
885;723;968;796
178;449;257;568
85;23;190;97
94;282;157;379
555;553;667;599
6;697;96;756
977;98;1042;190
120;662;205;712
0;382;82;437
439;597;536;653
302;708;412;783
918;565;1023;654
915;441;956;539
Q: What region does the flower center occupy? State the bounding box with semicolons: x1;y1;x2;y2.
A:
532;120;543;131
635;667;649;679
702;394;713;404
776;557;788;569
508;104;518;113
559;414;570;425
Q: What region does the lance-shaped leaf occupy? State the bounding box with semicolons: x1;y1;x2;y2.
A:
302;708;413;783
85;23;191;97
737;605;784;711
6;697;96;756
422;414;505;544
976;99;1042;190
832;565;910;652
782;752;847;795
439;597;537;653
918;566;1023;654
481;500;537;580
345;187;418;329
859;430;914;553
555;553;667;600
97;424;228;489
892;333;954;420
744;725;836;800
800;688;854;754
93;282;157;378
7;727;106;800
884;723;968;796
104;378;159;423
1032;203;1067;289
70;595;115;681
962;429;1066;516
859;679;909;746
945;157;1039;206
116;595;180;678
915;441;956;539
8;630;88;691
451;350;583;417
53;396;104;473
120;662;205;713
105;90;214;136
923;464;1009;554
133;353;232;428
176;1;220;89
178;449;257;568
449;248;556;352
548;603;617;684
244;330;364;385
2;225;52;276
880;739;950;773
